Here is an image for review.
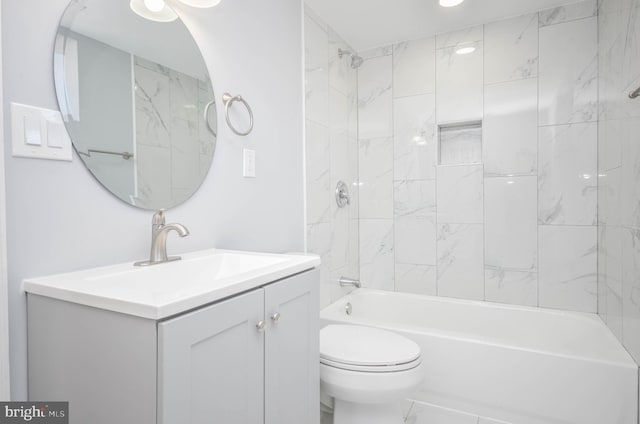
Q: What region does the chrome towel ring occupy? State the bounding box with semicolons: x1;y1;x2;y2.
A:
222;92;254;136
203;100;217;137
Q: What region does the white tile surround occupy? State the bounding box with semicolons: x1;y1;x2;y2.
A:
351;1;599;312
306;1;604;313
598;0;640;363
305;9;360;308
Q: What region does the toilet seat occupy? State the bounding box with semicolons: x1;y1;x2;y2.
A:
320;325;422;373
320;356;421;373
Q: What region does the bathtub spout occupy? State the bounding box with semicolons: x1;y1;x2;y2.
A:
339;276;361;288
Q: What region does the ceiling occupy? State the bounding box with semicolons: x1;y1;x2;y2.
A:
304;0;589;51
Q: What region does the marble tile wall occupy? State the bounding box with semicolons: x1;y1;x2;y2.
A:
356;1;599;312
598;0;640;363
134;57;215;208
304;8;360;308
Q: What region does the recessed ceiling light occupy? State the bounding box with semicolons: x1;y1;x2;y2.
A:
455;46;476;55
440;0;464;7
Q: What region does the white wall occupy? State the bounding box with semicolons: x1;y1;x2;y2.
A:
3;0;304;399
0;0;10;401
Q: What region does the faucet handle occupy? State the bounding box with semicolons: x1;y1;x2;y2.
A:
152;209;166;225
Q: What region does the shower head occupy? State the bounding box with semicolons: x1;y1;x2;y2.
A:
338;48;363;69
350;54;364;69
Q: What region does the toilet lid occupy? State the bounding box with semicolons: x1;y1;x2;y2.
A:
320;325;421;368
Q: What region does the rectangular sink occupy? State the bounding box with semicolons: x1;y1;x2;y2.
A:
23;249;320;319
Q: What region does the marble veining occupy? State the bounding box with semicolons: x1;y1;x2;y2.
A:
305;120;331;224
304;4;606;315
621;118;640;228
307;223;332;306
622;227;640;362
485;269;538;307
392;37;436;97
539;17;598;126
134;144;172;209
304;10;360;308
393;94;437;180
329;88;349;184
304;14;329;126
598;119;623;172
359;219;394;290
135;65;171;148
539;225;597;312
360;45;393;60
538;123;598;226
484;13;538;84
394;180;437;265
359;138;394;219
539;0;598;27
599;167;622;227
597;0;640;361
328;29;351;96
133;56;211;207
622;5;640;116
437;223;484;300
435;25;483;49
358;55;393;139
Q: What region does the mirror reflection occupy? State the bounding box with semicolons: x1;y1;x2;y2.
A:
54;0;216;210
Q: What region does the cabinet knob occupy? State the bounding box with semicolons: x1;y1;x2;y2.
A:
256;320;266;332
271;312;281;323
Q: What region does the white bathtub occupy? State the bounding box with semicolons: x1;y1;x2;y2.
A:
320;289;638;424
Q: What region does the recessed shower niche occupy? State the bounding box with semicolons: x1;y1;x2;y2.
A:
438;121;482;165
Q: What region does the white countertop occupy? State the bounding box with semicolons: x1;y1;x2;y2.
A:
23;248;320;320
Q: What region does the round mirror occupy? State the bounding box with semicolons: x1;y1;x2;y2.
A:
54;0;216;210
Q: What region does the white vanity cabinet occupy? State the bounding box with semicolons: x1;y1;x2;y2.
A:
159;270;319;424
27;267;319;424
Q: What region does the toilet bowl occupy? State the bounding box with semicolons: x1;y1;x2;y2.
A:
320;325;424;424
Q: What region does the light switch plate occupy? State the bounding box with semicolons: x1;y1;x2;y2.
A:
11;102;72;161
243;148;256;178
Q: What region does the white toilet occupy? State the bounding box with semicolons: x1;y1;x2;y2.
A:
319;325;424;424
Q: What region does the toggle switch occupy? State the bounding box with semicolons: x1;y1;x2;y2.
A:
24;115;42;146
47;119;64;149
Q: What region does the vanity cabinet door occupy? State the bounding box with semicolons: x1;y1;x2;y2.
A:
264;269;319;424
158;289;265;424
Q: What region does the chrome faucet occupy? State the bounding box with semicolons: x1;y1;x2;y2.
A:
339;276;361;288
134;210;190;266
